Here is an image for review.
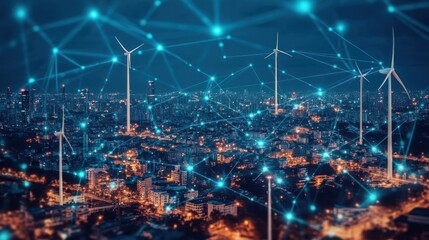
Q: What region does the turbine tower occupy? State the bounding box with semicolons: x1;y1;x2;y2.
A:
115;36;144;133
54;105;74;206
266;175;273;240
355;62;370;145
378;28;410;180
265;33;292;115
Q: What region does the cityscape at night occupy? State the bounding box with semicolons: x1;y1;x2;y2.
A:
1;0;429;239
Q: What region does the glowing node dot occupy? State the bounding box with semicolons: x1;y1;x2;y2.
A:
80;122;87;129
210;76;215;81
52;47;59;54
156;129;161;134
285;212;294;221
223;55;227;59
336;22;346;33
216;181;225;188
398;164;405;172
204;95;209;101
165;205;172;212
328;27;333;32
322;152;329;158
275;178;283;184
81;66;86;70
23;181;30;188
112;57;118;63
186;165;194;172
78;171;85;178
262;166;269;172
156;44;164;51
371;146;378;153
148;105;153;110
109;182;116;189
139;19;147;26
15;7;27;20
249;63;253;67
28;78;35;84
337;53;341;58
32;25;40;32
295;0;313;14
154;0;162;7
146;33;153;39
369;193;377;202
257;140;265;147
218;42;224;48
88;9;99;19
211;25;223;36
342;169;348;174
20;163;27;170
388;5;395;13
310;204;316;211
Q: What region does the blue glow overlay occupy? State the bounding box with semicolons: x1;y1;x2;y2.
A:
1;0;428;239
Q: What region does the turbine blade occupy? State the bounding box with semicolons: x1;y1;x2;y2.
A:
355;61;363;76
391;28;395;68
63;134;74;153
378;71;392;90
278;50;292;57
363;75;370;83
276;32;279;50
363;69;371;82
129;43;144;53
392;70;411;99
265;52;274;59
115;36;128;52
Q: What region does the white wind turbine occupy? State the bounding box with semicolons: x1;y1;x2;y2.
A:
54;105;74;206
355;62;370;145
378;28;410;180
115;36;144;133
265;32;292;115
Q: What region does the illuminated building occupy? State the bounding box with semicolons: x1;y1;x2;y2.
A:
20;89;30;126
147;80;155;105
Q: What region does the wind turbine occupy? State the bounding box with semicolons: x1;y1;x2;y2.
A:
378;28;410;180
355;62;370;145
265;32;292;115
115;36;144;133
54;105;74;205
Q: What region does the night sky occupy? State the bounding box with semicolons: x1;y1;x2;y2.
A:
1;0;428;95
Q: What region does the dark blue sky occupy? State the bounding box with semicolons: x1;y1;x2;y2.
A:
1;0;429;95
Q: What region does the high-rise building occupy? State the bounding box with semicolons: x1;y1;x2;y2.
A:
80;88;89;113
86;169;96;189
20;89;30;126
147;80;155;105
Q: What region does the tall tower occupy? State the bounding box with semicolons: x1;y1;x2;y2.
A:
20;89;30;126
62;84;66;103
147;80;155;105
80;88;89;113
